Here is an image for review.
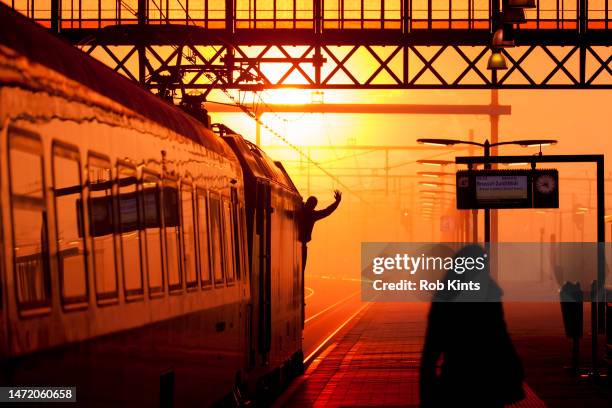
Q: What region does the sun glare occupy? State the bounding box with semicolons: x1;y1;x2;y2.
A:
260;88;315;105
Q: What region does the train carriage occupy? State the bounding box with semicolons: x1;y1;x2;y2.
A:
0;4;304;406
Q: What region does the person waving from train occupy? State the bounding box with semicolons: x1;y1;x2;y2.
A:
298;189;342;272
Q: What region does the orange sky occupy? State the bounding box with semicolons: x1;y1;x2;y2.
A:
4;0;612;269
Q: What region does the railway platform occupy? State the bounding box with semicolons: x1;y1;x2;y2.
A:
278;301;609;408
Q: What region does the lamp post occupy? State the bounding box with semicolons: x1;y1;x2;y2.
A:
417;138;558;244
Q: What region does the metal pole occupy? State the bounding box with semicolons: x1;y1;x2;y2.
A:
591;280;599;376
490;91;499;280
596;156;605;333
468;130;478;243
137;0;147;85
51;0;60;32
490;90;499;245
484;140;491;244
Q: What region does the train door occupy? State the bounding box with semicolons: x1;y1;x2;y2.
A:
251;180;272;364
230;186;250;371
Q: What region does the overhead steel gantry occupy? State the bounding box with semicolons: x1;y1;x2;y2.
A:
4;0;611;91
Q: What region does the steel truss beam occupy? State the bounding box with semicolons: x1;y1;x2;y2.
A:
6;0;611;90
83;40;611;91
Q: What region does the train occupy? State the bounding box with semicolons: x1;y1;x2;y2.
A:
0;4;305;406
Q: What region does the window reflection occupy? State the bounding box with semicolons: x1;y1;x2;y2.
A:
141;173;165;295
88;154;118;301
9;129;50;310
53;143;87;306
181;183;197;288
118;164;143;298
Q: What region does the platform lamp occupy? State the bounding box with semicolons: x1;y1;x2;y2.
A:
487;50;508;70
418;181;455;188
417;171;454;178
416;159;454;167
488;0;536;70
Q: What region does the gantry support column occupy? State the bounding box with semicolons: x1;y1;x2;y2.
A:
137;0;147;85
51;0;60;33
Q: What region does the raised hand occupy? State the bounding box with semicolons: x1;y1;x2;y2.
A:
334;189;342;202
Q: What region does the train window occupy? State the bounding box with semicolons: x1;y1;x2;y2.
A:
52;142;88;308
8;128;51;312
181;181;197;289
117;162;143;299
163;178;182;291
208;193;224;285
88;153;118;303
196;189;212;286
141;171;164;296
222;199;235;284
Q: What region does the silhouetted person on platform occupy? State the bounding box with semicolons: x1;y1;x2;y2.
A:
299;190;342;272
420;244;525;408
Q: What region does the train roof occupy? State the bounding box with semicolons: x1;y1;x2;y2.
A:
0;4;230;156
221;133;300;195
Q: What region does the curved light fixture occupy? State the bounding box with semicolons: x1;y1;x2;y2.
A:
417;138;462;146
487;50;508;70
417;171;453;178
420;190;455;195
419;182;442;188
502;162;530;166
492;28;514;48
416;159;454;166
418;181;454;187
515;139;558;147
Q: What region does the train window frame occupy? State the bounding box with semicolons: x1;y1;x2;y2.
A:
116;160;144;301
195;188;213;289
237;203;249;283
180;179;198;291
87;151;119;305
162;176;183;293
7;126;52;316
222;198;236;286
140;168;165;298
208;191;225;287
230;188;242;282
51;140;89;310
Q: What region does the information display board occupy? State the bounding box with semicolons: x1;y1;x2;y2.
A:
457;169;559;209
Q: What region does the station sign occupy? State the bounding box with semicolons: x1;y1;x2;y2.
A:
456;169;559;209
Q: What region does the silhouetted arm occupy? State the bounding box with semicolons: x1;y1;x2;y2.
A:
313;201;339;220
313;190;341;221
